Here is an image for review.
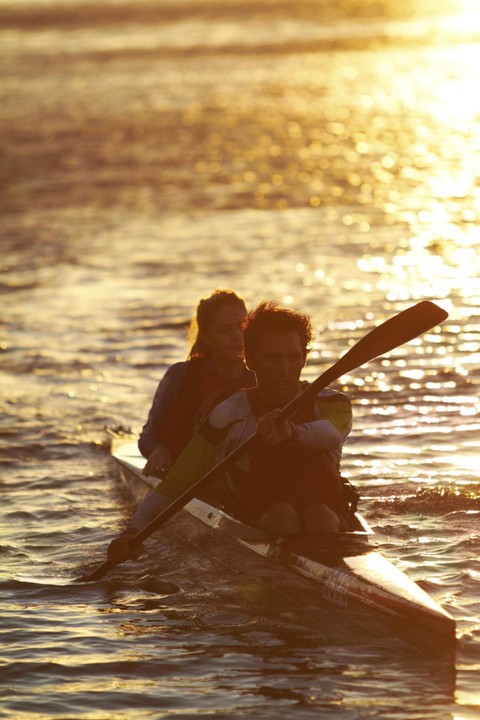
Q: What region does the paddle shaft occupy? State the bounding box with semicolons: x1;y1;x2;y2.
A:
79;300;448;583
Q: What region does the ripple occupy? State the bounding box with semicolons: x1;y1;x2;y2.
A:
1;1;479;716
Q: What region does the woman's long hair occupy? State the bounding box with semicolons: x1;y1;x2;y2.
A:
188;289;247;359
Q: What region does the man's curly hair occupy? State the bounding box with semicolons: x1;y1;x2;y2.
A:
242;301;313;366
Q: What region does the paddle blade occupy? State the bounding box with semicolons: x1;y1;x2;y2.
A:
281;301;448;420
77;560;113;583
321;300;448;385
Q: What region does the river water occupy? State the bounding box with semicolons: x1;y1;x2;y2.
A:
1;0;480;717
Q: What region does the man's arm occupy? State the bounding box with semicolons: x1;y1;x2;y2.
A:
255;388;352;450
292;389;352;449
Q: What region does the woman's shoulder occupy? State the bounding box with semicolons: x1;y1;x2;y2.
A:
158;361;190;385
163;358;206;380
166;360;188;371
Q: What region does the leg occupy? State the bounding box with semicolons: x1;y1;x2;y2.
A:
301;503;342;534
257;501;301;535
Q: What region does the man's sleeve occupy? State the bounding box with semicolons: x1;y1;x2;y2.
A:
292;390;352;450
314;390;352;437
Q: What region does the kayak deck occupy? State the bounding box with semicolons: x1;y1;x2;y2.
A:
111;436;456;650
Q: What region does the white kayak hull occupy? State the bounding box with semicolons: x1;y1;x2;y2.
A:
111;436;456;651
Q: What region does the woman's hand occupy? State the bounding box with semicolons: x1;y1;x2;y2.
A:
257;408;295;445
143;445;172;477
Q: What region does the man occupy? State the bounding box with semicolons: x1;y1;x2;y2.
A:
108;302;352;564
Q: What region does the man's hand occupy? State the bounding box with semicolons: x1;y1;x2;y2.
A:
107;530;143;564
143;445;172;477
257;408;295;445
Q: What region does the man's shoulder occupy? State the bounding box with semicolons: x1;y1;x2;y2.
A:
208;389;251;428
315;386;351;404
312;386;352;427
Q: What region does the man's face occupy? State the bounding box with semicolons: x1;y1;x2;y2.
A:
249;331;306;405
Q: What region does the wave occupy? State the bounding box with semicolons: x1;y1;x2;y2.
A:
368;486;480;515
4;0;480;59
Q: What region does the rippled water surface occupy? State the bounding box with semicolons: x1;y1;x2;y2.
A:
1;0;480;717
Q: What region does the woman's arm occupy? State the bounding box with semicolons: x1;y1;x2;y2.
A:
138;362;189;458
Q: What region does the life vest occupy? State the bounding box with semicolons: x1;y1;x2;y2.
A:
158;358;255;460
229;387;350;523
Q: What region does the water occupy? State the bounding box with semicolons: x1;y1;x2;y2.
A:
1;0;480;717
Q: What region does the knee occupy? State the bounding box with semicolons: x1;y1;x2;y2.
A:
302;503;341;534
259;501;301;535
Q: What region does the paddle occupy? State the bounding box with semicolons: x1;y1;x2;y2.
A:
78;300;448;583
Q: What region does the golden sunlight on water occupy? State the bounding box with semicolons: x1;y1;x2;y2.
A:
2;0;480;226
1;1;480;718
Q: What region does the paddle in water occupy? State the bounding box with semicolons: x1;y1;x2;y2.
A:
78;300;448;583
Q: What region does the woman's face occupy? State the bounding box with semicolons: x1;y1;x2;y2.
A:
203;303;247;363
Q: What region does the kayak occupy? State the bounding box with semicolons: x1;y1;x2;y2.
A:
110;434;456;651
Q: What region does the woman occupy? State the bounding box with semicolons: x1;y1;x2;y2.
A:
139;289;256;476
